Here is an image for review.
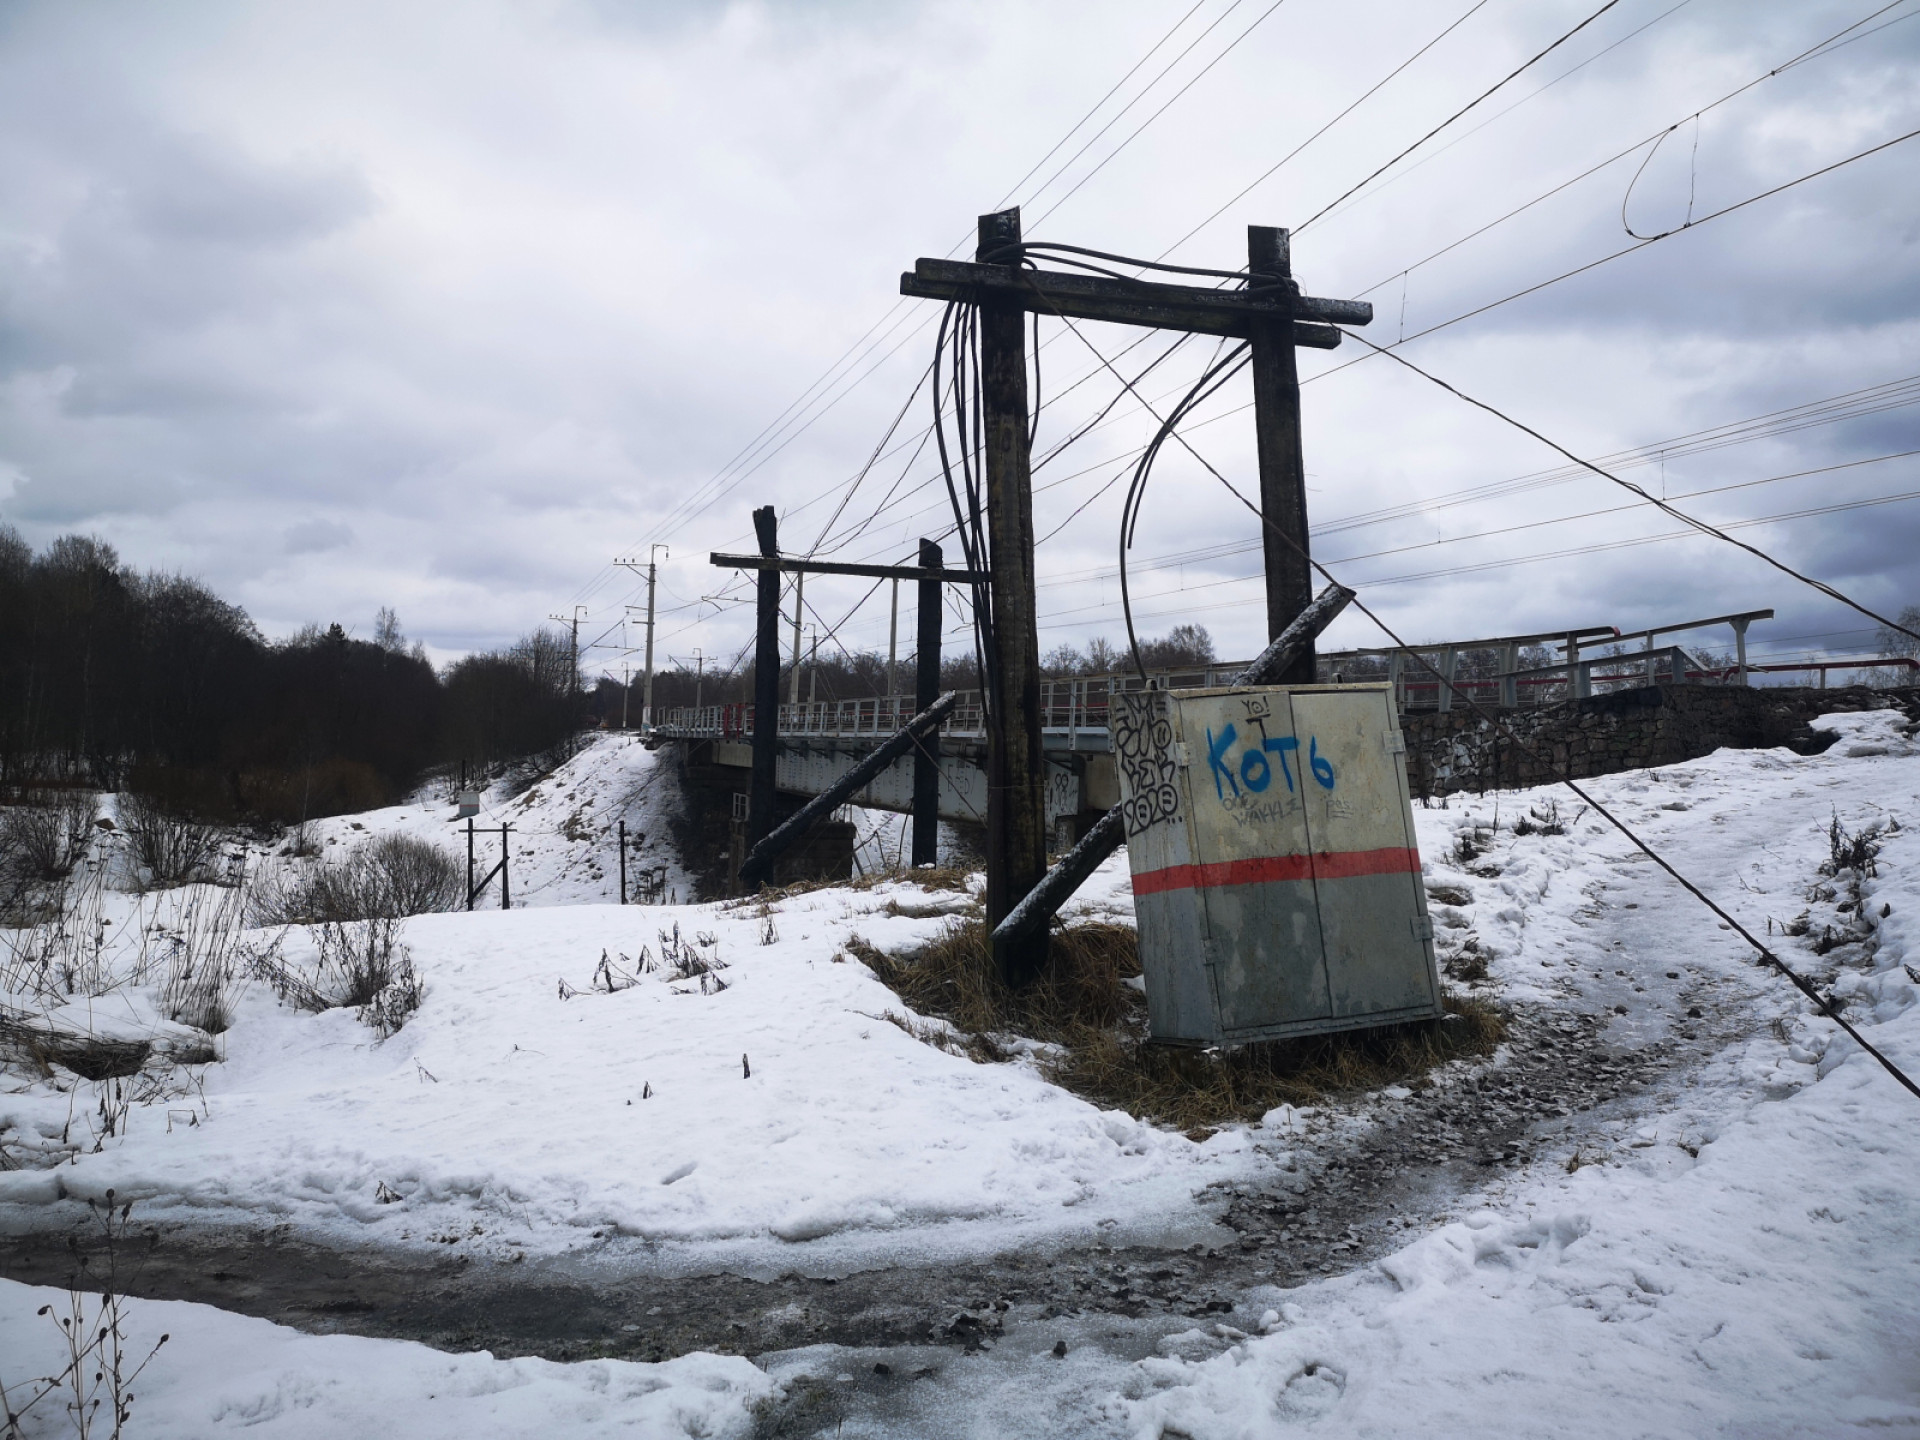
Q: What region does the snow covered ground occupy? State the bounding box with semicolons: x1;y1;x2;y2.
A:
0;1281;773;1438
299;732;698;907
4;711;1919;1436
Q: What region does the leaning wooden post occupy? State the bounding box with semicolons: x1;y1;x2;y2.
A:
912;537;944;866
749;506;782;847
991;583;1354;951
1248;225;1316;683
976;208;1049;987
739;693;960;889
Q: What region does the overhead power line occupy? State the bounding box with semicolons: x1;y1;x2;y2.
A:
1343;0;1920;303
1069;475;1920;623
1294;0;1626;233
1161;0;1492;257
1029;0;1298;229
1337;327;1920;643
1306;0;1695;240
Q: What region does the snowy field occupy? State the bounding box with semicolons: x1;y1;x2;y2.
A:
3;712;1919;1436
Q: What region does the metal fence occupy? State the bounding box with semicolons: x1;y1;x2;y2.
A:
648;606;1916;738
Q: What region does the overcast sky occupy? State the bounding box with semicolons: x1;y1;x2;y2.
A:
2;0;1916;681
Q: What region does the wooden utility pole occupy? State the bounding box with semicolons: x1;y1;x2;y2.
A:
913;537;944;866
749;507;782;846
714;536;984;874
788;572;805;705
886;578;900;705
898;209;1372;951
1247;226;1315;680
975;209;1049;987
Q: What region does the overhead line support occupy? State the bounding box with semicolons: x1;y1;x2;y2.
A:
899;210;1371;973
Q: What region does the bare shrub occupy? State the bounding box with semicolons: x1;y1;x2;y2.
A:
119;794;222;889
366;833;462;915
250;833;460;924
2;791;97;881
154;879;251;1034
252;918;423;1037
0;793;99;926
1;862;111;999
1510;800;1566;838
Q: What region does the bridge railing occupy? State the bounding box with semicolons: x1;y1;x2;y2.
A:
652;610;1794;736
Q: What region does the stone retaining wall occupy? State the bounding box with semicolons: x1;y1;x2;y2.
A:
1401;684;1920;799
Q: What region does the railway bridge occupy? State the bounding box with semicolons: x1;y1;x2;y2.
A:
648;605;1801;853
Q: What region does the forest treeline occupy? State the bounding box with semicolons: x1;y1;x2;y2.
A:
0;529;579;822
2;527;1235;822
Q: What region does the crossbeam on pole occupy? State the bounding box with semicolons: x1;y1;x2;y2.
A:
899;257;1369;344
710;553;987;584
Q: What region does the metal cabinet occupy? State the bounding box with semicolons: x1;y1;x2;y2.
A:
1113;683;1442;1046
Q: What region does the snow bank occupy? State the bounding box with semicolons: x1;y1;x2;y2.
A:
0;1277;771;1438
1117;711;1920;1438
0;880;1248;1263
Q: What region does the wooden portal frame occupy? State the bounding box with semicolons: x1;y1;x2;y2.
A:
899;208;1371;984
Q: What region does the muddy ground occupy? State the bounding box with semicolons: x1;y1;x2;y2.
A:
0;947;1761;1396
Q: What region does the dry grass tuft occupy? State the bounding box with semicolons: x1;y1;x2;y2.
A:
855;920;1507;1130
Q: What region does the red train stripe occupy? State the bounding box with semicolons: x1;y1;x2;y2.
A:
1130;846;1421;896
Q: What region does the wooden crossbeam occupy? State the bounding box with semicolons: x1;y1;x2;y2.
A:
898;257;1371;345
711;552;986;584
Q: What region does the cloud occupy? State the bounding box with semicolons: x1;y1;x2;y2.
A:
283;518;354;554
0;0;1913;678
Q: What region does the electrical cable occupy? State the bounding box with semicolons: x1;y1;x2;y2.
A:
626;6;1920;662
1345;0;1919;305
807;361;933;556
1308;121;1920;398
1053;479;1920;625
1292;0;1625;234
988;0;1214;213
1162;0;1492;258
1043;439;1920;597
1308;0;1695;242
1339;328;1920;645
1118;345;1253;676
